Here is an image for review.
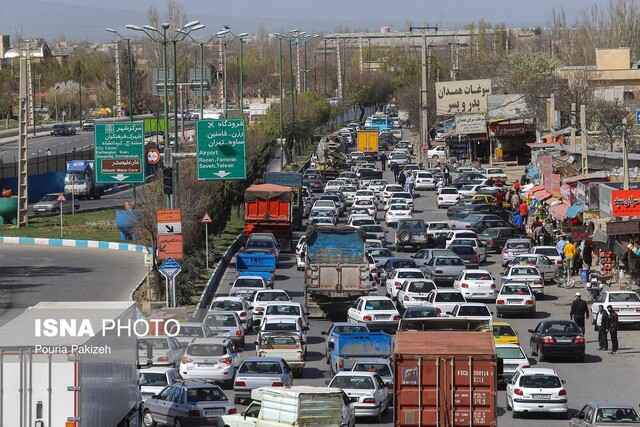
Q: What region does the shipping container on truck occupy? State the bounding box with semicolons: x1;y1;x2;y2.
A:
0;301;142;427
264;172;304;231
393;331;498;427
244;183;294;252
330;332;392;375
304;226;370;318
357;130;379;159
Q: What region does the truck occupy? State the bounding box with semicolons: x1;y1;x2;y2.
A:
315;136;347;180
244;183;293;252
0;301;142;427
236;252;276;287
223;386;349;427
64;160;106;200
357;130;379;159
264;172;304;231
304;226;370;318
393;330;498;427
255;332;306;377
330;332;392;376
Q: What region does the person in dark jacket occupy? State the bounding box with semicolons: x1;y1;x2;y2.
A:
391;162;399;182
607;305;619;354
398;170;406;187
379;152;387;171
595;304;609;351
583;241;593;270
570;292;589;335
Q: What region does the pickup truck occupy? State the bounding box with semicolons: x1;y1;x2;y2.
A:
255;332;305;377
330;332;392;376
236;253;276;287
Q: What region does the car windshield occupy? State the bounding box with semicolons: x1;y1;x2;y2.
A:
139;372;172;387
257;292;290;302
435;258;464;266
239;360;283;374
501;285;531;295
511;267;538;276
353;363;391;377
364;300;396;310
519;375;561;389
507;241;531;249
264;321;297;332
186;387;227;403
392;260;418;269
333;325;369;334
435;292;465;302
534;248;560;257
234;279;264;288
408;281;436;293
330;376;374;390
186;344;225;357
496;347;525;359
405;308;438;318
465;272;492;280
398;271;424;279
265;305;300;316
493;325;516;336
609;293;640;302
595;408;640;422
458;306;490;316
212;300;243;311
204;314;237;327
39;194;60;202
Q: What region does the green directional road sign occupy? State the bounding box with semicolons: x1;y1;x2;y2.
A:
197;119;247;180
95;122;145;184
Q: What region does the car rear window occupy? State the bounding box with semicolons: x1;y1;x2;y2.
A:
204;314;237;327
186;387;227;403
519;375;561;388
534;248;560;257
186;344;225;357
436;292;465;302
465;272;491;280
451;246;475;255
493;325;516;336
331;376;374;390
609;293;640;302
501;285;531;295
239;360;283;374
435;258;464;266
404;308;438;318
234;278;264;288
264;321;297;332
256;292;290;302
398;271;424;279
364;299;396;310
441;189;457;194
265;305;301;316
353;363;391;377
510;267;538;276
174;326;206;337
458;306;490;316
212;300;243;311
392;260;418;269
507;241;532;249
334;325;369;333
496;347;525;359
139;373;171;387
408;281;436;293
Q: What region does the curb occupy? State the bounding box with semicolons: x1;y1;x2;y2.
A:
0;236;149;253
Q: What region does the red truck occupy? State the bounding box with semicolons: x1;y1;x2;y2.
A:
244;183;293;251
394;330;498;427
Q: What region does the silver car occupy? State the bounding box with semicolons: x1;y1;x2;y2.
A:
423;256;467;286
32;192;80;215
178;337;241;386
233;357;294;404
203;311;245;349
210;296;254;331
137;336;185;368
167;322;215;346
229;276;269;300
501;238;534;267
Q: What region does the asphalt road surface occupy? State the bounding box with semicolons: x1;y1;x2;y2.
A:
0;245;148;326
213;136;640;427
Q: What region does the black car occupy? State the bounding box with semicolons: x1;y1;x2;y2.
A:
50;123;77;136
449;204;509;221
303;176;323;192
529;320;585;362
478;227;526;253
448;245;480;267
401;305;440;319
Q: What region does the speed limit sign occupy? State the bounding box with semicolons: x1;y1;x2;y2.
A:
146;148;161;164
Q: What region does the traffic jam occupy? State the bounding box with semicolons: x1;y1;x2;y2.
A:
139;115;640;427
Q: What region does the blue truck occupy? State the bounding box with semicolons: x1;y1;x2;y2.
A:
64;160;106;200
236;253;276;287
329;331;392;376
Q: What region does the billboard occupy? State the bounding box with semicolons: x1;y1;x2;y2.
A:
435;79;491;116
455;114;486;135
611;189;640;217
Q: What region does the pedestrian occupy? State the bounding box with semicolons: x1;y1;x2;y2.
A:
495;191;504;206
379;152;387;171
514;181;521;194
607;304;619;354
406;172;415;196
443;169;450;186
513;212;524;229
519;201;529;225
564;239;577;275
530;216;543;235
391;162;399;182
405;118;411;129
398;169;406;187
436;179;444;192
511;192;521;212
556;235;567;260
486;177;495;187
595;305;609;351
46;148;51;156
570;292;589;335
534;224;545;246
583;240;593;270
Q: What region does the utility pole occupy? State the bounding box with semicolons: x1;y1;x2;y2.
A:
580;104;588;174
570;102;576;152
336;37;342;98
115;41;122;118
549;93;556;135
17;57;28;227
323;38;327;96
296;39;301;94
218;37;224;109
358;35;363;74
623;118;629;190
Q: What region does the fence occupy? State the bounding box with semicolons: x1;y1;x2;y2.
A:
0;145;94;179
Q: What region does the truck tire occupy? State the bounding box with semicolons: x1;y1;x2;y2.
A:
142;410;157;427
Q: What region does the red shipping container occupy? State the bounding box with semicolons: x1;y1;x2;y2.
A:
394;331;498;427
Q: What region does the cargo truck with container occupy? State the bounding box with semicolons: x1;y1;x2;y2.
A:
235;253;276;287
0;301;142;427
393;330;498;427
330;331;392;376
357;130;379;159
304;226;371;318
244;183;294;252
64;160;106;200
264;172;304;230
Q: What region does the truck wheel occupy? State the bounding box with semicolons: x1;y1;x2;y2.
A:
142;410;157;427
174;418;183;427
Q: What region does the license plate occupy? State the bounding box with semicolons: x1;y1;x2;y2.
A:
375;314;390;320
350;397;359;403
508;299;521;304
197;363;217;367
531;394;551;399
204;409;224;416
556;339;572;343
473;293;486;297
623;308;636;312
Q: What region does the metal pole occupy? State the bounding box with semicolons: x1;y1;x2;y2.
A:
279;39;284;168
289;41;297;156
580;104;588;174
623;118;629;190
239;38;244;112
173;40;179;151
223;41;228;117
162;27;171;209
165;276;169;306
323;39;327;96
303;39;308;91
125;38;136;204
420;30;428;159
336;38;342;98
205;223;209;269
60;202;63;238
570;102;576;152
296;39;301;94
200;42;204;117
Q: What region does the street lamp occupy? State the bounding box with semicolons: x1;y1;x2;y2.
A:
275;33;297;158
302;34;319;92
106;28;133;122
215;27;247;117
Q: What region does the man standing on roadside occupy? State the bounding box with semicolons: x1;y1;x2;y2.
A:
564;239;577;275
557;235;567;260
406;172;415;196
570;292;589;335
519;201;529;225
596;304;609;351
607;305;619;354
379;151;387;171
391;162;399;182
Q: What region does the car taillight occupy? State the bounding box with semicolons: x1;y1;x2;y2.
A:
270;250;277;255
371;268;377;273
513;389;524;396
363;315;372;321
502;248;509;253
472;258;479;263
404;295;410;301
393;315;399;320
490;283;496;289
558;389;567;396
408;211;413;216
219;357;232;365
386;383;394;389
272;381;284;387
239;312;247;317
556;260;563;265
438;197;443;200
338;359;344;368
496;299;504;305
533;280;542;285
395;281;402;287
436;307;441;314
613;307;620;312
435;269;443;274
363;398;376;404
388;211;394;215
258;351;265;357
573;336;585;344
525;300;535;305
235;381;246;387
522;365;530;369
487;239;494;245
427;233;434;237
228;408;237;415
187;410;202;416
461;283;469;288
236;330;243;337
181;357;193;364
465;224;471;228
256;307;265;312
541;336;555;344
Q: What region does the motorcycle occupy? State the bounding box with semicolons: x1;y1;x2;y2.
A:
586;272;612;300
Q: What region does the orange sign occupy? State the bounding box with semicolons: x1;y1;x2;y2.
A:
157;209;182;223
157;234;184;260
611;189;640;217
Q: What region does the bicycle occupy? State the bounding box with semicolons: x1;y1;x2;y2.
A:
556;259;575;289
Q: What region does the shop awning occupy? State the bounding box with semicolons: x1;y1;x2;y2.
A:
566;204;584;219
549;203;569;221
533;190;552;201
528;185;545;194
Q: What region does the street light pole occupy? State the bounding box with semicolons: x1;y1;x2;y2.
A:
289;40;296;156
323;38;327;96
278;38;284;167
239;37;244;112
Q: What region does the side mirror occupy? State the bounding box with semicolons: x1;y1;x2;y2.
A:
503;378;510;384
248;306;254;310
151;394;159;399
321;331;328;335
527;329;535;333
561;379;566;384
446;311;452;315
499;272;504;276
254;341;259;346
303;326;310;331
325;380;331;385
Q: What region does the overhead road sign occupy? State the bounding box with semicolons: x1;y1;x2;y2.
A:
95;122;145;184
197;119;247;180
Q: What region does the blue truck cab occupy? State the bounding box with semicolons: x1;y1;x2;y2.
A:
330;331;392;376
236;253;276;287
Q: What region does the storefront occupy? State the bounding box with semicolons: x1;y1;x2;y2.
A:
488;122;536;165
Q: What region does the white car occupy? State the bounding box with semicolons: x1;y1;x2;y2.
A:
384;203;413;226
259;315;308;345
312;200;339;218
445;230;478;248
389;191;414;209
449;238;487;263
396;279;438;310
261;301;308;329
347;296;400;332
415;171;437;190
367;179;389;197
502;265;544;298
139;367;181;400
510;254;558;281
381;184;404;203
210;296;254;331
425;221;453;239
247;289;292;326
354;189;377;202
178;337;240;384
484;167;508;181
346;215;375;228
428;145;446;160
349;207;375;220
448;302;492;324
530;246;563;266
453;269;497;301
229;276;269;300
340;186;358;205
324;180;345;193
496;282;536;318
383;197;410;212
328;371;390;419
388;152;410;167
437;187;460;208
495;344;530;381
351;199;377;218
591;291;640;325
385;268;427;300
506;368;568;418
308;207;338;225
310;216;337;227
458;184;485;197
423;289;467;316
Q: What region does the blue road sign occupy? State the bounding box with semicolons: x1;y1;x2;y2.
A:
159;257;182;279
636;109;640;125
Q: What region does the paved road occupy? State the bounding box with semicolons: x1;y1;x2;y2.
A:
0;245;147;326
212;131;640;426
